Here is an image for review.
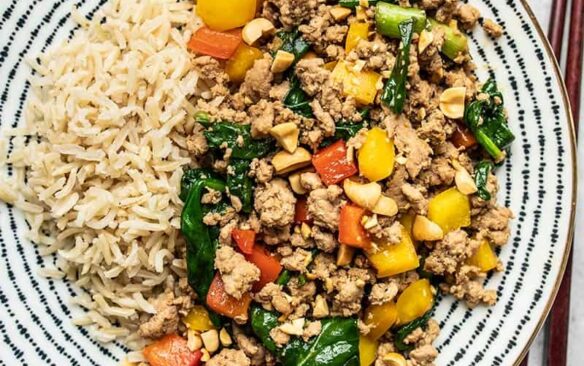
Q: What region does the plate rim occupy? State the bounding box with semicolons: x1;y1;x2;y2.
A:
513;0;578;364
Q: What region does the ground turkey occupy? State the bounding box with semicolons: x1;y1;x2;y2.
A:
307;185;344;230
254;178;296;227
215;246;260;299
424;230;479;276
207;349;251;366
138;291;191;338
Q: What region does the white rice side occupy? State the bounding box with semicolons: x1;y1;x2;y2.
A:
0;0;204;348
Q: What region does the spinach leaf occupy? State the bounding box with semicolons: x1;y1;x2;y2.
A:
464;78;515;161
276;270;292;286
284;74;314;118
338;0;384;7
394;307;434;352
276;29;311;63
251;306;360;366
180;168;222;202
204;122;276;160
181;170;226;301
474;160;494;201
227;158;254;213
321;109;370;147
381;18;414;114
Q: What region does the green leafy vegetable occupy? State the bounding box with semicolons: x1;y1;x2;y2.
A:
394;307;434;352
381;18;414;114
180;168;221;202
181;169;226;301
276;29;311;63
428;18;468;60
464;79;515;161
226;158;254;213
284;74;313;118
203;122;276;160
339;0;384;8
474;160;494;201
251;306;360;366
276;270;292;286
375;2;426;39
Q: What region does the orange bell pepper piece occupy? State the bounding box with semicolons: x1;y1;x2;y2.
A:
143;334;202;366
231;229;256;255
294;197;311;224
206;273;252;319
187;27;242;60
451;123;477;149
338;204;371;249
245;245;283;291
312;140;358;186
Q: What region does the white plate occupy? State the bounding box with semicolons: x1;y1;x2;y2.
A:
0;0;576;364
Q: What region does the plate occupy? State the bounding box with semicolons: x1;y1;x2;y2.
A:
0;0;576;364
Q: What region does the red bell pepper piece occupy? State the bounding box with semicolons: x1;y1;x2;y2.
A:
187;27;242;59
143;334;202;366
206;273;252;319
451;123;477;149
294;198;311;224
312;140;358;186
245;245;282;291
232;229;256;255
338;204;371;249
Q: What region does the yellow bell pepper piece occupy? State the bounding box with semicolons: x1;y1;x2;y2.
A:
427;187;471;233
399;213;415;239
363;301;398;340
197;0;256;31
468;240;498;272
396;279;434;325
324;61;338;71
346;22;370;53
367;227;419;278
225;44;264;83
359;335;378;366
358;127;395;182
331;61;381;105
183;305;214;331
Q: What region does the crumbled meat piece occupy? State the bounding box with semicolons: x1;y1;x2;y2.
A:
233;326;272;366
255;283;293;315
302;321;322;341
311;226;338;253
281;248;312;272
207;349;251;366
417;111;449;146
300;172;324;191
330;268;371;316
290;230;315;249
347;37;392;71
473;205;513;246
394;118;432;179
299;5;348;53
310;99;336;139
138;291;191;338
483;19;504;38
295;58;331;96
408;344;439;366
424;230;479;276
404;319;440;346
418;0;444;10
241;55;274;102
270;327;291;346
203;207;237;226
369;281;399;305
416;156;456;187
307;185;344;230
218;219;238;246
385;165;410;211
366;218;402;244
456;4;480;29
444;68;478;100
186;124;208;157
263;225;292;245
215;246;260;299
374;342;398;366
311;253;338;280
435;0;459;23
193;56;229;98
254;178;296;227
262;0;320;29
249;158;274;184
249;99;275;137
401;183;428;215
201;188;222;205
441;265;497;307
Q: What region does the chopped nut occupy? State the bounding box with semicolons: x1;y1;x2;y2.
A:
362;214;378;229
200;349;211;362
270;122;299;153
336;244;355;266
453;162;478;195
219;328;232;347
200;329;219;353
242;18;275;46
313;295;330;318
271;50;295;73
418;29;434;53
289;172;307;194
439;87;466;119
371;195;398;217
272;147;312;175
413;215;444;241
343;178;382;210
383;352;407;366
301;223;312;239
330;6;352;21
279;318;305;336
187;330;203;351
